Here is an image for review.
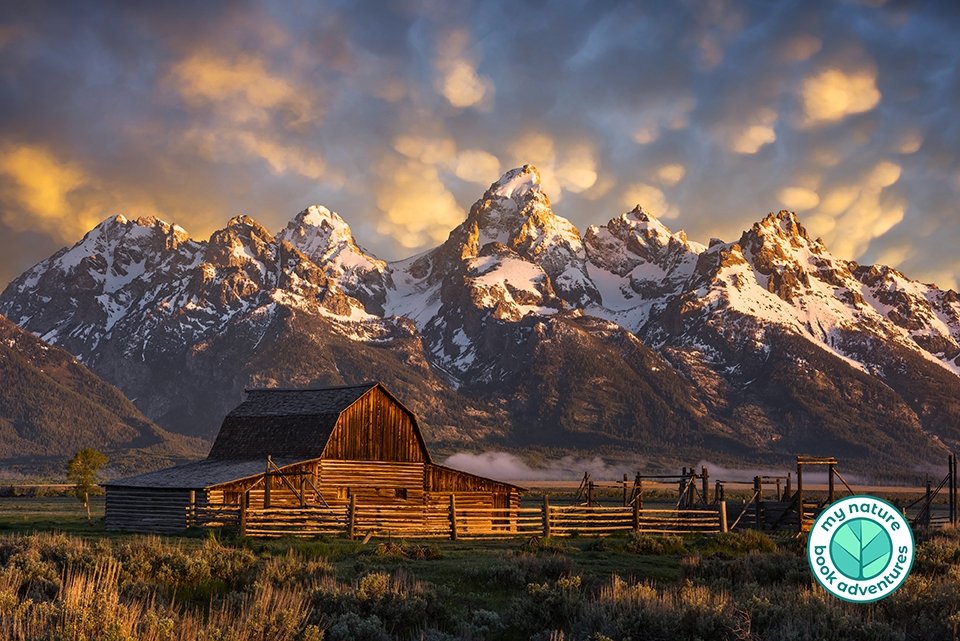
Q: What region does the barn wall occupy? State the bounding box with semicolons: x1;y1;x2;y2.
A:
208;460;430;508
322;387;427;462
105;487;195;533
425;464;519;494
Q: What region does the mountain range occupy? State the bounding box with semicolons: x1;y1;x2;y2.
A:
2;164;959;474
0;314;203;475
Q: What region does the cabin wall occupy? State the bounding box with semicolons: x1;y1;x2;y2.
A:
322;387;427;462
105;487;195;533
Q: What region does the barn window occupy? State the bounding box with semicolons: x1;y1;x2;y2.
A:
394;488;408;500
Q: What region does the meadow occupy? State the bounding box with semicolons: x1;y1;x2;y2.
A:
0;495;958;640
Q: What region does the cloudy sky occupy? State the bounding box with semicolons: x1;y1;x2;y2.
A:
1;0;959;289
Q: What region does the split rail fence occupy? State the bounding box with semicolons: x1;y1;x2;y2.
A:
193;497;727;540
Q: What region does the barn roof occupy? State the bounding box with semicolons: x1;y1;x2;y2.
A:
103;457;301;489
207;382;379;460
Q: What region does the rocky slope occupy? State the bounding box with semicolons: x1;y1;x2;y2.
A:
0;314;204;475
2;165;959;470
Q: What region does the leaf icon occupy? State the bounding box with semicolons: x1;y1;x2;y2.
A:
830;518;892;580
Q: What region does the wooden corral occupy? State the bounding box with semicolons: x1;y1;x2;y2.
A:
105;382;521;534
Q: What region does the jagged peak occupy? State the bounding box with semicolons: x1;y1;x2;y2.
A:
487;164;542;201
292;205;352;232
213;216;274;247
750;210;814;243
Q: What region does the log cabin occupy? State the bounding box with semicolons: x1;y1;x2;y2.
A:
104;382;522;534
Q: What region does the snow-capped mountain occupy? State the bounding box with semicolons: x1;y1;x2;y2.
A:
2;166;959;469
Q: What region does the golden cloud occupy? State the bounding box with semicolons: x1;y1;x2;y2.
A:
454;150;501;184
780;35;821;62
393;135;457;166
170;52;314;125
729;108;778;154
800;67;881;127
621;182;679;219
656;163;686;186
506;133;601;200
895;131;923;154
632;127;659;145
374;156;464;249
185;129;328;181
435;31;493;109
556;145;598;193
778;186;820;211
803;161;904;260
0;144;160;242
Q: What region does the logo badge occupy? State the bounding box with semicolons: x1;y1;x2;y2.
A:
807;495;914;603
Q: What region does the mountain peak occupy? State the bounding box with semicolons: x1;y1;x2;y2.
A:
752;210;813;243
294;205;352;232
488;164;542;200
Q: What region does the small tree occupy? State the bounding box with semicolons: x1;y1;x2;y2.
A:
67;448;108;522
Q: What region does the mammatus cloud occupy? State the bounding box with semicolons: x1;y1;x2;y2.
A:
505;133;599;202
622;182;678;219
779;34;821;62
170;52;315;126
373;155;464;248
185;129;328;180
778;186;821;211
454;149;501;184
655;163;686;186
729;108;778;154
799;68;881;127
805;160;904;259
434;30;493;109
0;2;957;294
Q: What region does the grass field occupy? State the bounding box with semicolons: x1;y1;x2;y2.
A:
0;494;958;640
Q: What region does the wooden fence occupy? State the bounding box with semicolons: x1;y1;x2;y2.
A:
193;498;726;539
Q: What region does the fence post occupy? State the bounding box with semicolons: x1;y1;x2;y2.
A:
720;501;728;533
622;473;628;507
950;453;957;528
796;462;804;533
264;457;272;509
347;494;357;539
701;467;709;505
679;469;686;508
925;477;932;530
637;477;644;511
449;495;458;541
828;462;836;504
633;499;640;532
587;481;594;507
754;476;763;530
785;473;792;501
542;495;551;538
239;491;248;537
187;490;196;528
299;472;306;508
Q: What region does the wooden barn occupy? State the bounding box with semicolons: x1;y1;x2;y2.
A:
104;382;522;535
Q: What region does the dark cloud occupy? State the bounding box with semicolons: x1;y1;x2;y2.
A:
0;0;958;288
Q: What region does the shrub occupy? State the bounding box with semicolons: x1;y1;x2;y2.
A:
626;533;687;555
703;529;778;555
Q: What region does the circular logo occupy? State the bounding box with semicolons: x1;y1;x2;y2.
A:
807;495;914;603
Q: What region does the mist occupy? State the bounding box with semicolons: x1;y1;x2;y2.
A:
442;451;636;482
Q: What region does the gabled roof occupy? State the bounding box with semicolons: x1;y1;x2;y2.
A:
104;457;302;489
206;382;380;460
